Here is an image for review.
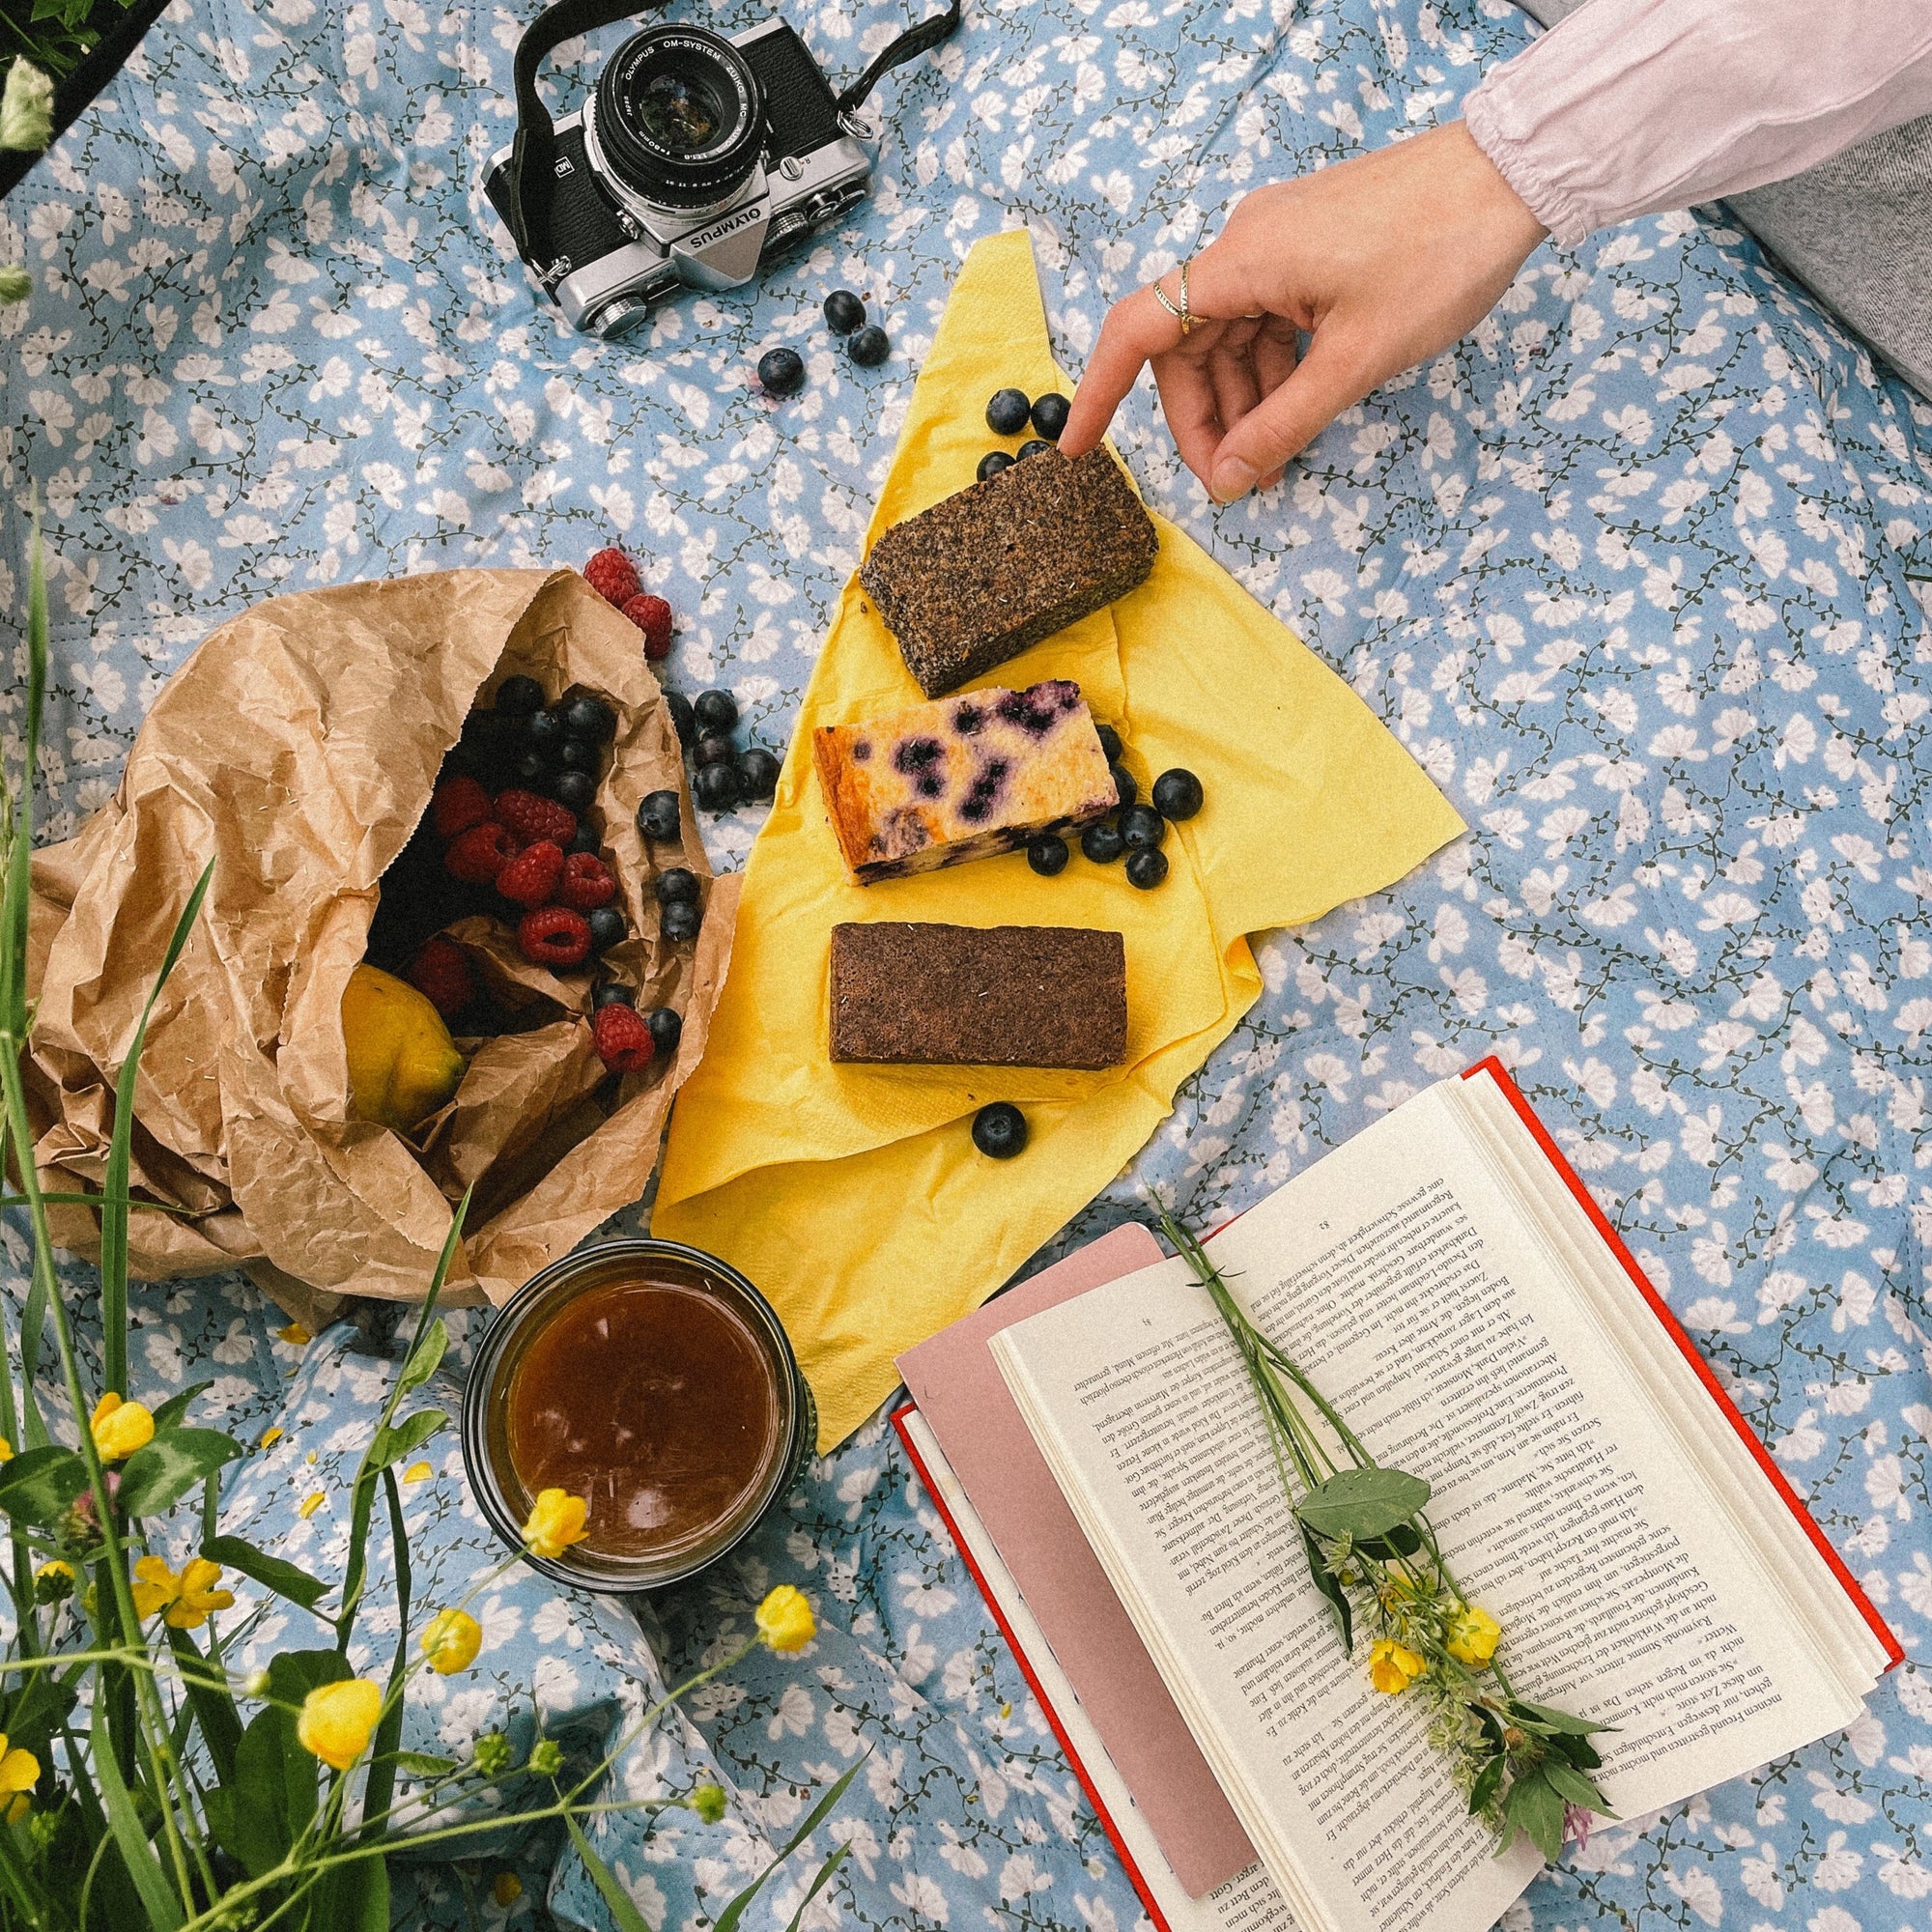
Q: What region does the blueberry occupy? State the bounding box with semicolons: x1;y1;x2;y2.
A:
696;733;736;768
637;789;681;842
526;706;566;750
514;749;548;783
553;770;596;811
593;980;637;1009
562;693;616;743
451;709;522;782
1094;723;1122;763
1151;767;1205;820
664;691;697;751
568;819;601;856
694;761;740;812
1081;820;1125;865
662;898;703;943
1120;803;1167;851
977;450;1015;483
1017;438;1053;459
496;673;545;717
847;325;890;368
757;346;806;397
823;289;865;334
694;689;738;735
655;867;700;906
1125;846;1169;890
737;746;781;801
558;735;600;773
971;1101;1028;1159
1110;764;1138;810
587;905;627;952
1030;392;1070;440
645;1006;683;1056
985;387;1032;436
1026;834;1069;877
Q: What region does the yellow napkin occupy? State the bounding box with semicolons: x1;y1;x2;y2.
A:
656;230;1464;1449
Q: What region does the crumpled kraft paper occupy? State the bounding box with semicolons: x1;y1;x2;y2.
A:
25;567;735;1310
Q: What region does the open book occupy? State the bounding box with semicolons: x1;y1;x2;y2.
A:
987;1062;1897;1932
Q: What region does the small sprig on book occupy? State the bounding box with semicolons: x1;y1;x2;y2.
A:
1155;1211;1614;1863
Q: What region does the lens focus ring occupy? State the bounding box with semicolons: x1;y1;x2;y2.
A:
595;25;763;212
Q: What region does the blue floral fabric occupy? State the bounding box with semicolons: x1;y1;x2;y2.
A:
3;0;1932;1925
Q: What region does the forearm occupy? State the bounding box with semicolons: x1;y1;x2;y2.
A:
1463;0;1932;245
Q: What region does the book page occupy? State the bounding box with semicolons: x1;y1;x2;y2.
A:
994;1080;1869;1932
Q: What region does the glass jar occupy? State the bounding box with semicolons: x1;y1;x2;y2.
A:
461;1238;814;1592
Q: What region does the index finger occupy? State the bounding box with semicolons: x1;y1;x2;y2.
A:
1060;283;1183;458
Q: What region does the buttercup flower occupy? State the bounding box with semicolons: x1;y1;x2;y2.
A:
32;1561;72;1606
297;1679;384;1772
402;1461;433;1484
491;1874;523;1907
1445;1604;1502;1668
754;1584;815;1655
420;1607;482;1675
1368;1638;1426;1694
91;1393;155;1463
131;1555;181;1620
0;1435;14;1463
691;1782;728;1824
167;1560;235;1631
522;1488;587;1560
0;1735;39;1806
0;60;52;154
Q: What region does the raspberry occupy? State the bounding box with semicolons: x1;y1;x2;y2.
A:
593;1000;655;1073
519;906;592;970
492;788;578;848
407;938;473;1020
431;773;493;840
583;548;641;608
558;851;616;910
621;593;674;662
444;821;518;885
497;838;565;908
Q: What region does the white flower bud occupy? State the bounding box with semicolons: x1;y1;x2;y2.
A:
0;60;53;155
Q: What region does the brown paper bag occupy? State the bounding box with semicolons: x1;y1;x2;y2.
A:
25;567;735;1309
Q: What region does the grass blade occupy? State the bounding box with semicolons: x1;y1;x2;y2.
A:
91;1693;185;1929
562;1805;656;1932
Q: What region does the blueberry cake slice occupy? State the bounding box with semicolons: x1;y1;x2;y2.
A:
813;679;1117;884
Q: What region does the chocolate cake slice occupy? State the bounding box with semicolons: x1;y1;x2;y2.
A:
828;923;1127;1069
859;447;1159;698
814;679;1117;884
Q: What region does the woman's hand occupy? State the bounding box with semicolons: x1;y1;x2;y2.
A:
1059;122;1548;503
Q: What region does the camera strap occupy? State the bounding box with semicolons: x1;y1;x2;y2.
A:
504;0;963;271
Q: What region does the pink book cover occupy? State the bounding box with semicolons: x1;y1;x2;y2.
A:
895;1223;1255;1899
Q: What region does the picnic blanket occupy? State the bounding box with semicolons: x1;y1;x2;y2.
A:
3;0;1930;1924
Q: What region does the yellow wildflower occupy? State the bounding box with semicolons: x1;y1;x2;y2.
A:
3;1795;24;1825
522;1488;587;1560
420;1607;482;1675
297;1679;383;1772
166;1560;235;1632
90;1393;155;1463
277;1321;312;1346
298;1492;326;1519
33;1560;73;1606
402;1461;433;1484
0;1734;38;1804
1368;1638;1427;1694
258;1427;283;1450
0;1435;13;1463
491;1873;523;1908
1445;1604;1502;1668
131;1555;181;1620
754;1584;815;1655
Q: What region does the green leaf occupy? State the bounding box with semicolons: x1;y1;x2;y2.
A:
366;1406;445;1474
1299;1522;1352;1653
1472;1702;1506;1753
564;1806;658;1932
149;1382;213;1434
0;1446;88;1527
781;1845;849;1932
1509;1699;1614;1737
307;1845;390;1931
395;1316;448;1401
1294;1466;1432;1543
91;1695;185;1929
713;1759;865;1932
200;1532;329;1612
359;1467;413;1843
1541;1756;1612;1814
0;1669;74;1757
1355;1522;1423;1561
1468;1753;1506;1818
1548;1730;1603;1773
385;1750;459;1778
115;1428;242;1520
210;1650;345;1880
1503;1768;1566;1863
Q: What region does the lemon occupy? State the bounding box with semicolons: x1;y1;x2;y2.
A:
341;964;467;1134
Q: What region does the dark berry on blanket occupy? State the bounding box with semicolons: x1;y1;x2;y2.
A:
694;690;738;735
1151;768;1204;820
654;867;700;905
1095;723;1122;764
563;694;616;743
637;790;682;842
972;1102;1027;1159
696;733;736;768
1109;764;1137;810
645;1007;682;1057
694;763;739;812
978;451;1014;482
665;691;697;750
1026;834;1070;876
1120;804;1166;850
985;388;1031;436
848;325;889;367
757;347;806;396
1081;820;1125;865
1030;393;1070;440
1017;438;1052;459
823;290;865;334
736;747;781;801
1125;846;1169;890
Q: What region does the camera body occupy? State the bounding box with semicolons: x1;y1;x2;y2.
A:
485;17;875;341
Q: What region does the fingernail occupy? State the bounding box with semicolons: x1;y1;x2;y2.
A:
1208;458;1257;504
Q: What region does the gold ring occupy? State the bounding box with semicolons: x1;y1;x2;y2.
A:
1151;259;1193;337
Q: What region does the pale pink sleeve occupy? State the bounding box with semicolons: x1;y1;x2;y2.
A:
1463;0;1932;247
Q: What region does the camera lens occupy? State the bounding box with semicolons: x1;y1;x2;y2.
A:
596;25;763;212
